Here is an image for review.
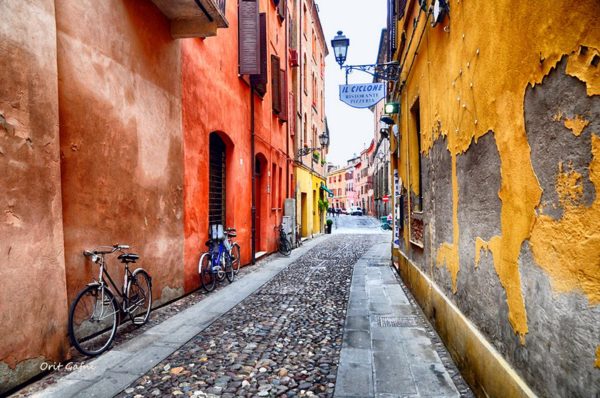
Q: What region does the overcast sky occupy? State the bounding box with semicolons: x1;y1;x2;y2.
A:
318;0;387;166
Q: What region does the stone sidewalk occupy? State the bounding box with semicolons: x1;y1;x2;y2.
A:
335;239;469;398
29;237;327;398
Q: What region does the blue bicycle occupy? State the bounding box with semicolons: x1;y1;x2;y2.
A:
198;225;235;292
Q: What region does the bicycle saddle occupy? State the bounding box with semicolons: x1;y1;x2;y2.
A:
118;253;139;263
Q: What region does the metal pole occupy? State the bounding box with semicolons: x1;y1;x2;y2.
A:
251;83;256;265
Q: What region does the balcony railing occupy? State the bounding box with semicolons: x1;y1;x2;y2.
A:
151;0;229;38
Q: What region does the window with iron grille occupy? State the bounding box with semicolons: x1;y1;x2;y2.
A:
209;134;226;226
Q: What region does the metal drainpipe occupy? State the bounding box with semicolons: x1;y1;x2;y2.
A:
285;4;290;197
294;0;303;237
251;83;256;264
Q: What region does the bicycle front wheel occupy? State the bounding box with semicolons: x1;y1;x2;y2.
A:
231;243;241;274
225;255;235;283
126;270;152;326
199;253;216;292
68;285;119;356
279;237;292;256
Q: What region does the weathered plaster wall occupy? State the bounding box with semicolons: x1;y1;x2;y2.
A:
56;0;184;307
392;0;600;395
0;0;69;393
183;1;290;287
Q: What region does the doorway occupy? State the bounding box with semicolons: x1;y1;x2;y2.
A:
255;154;267;252
301;192;308;237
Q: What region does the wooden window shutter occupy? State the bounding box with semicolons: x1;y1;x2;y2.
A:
238;0;260;75
271;55;281;114
388;0;397;59
398;0;407;19
251;13;268;97
279;69;288;122
277;0;287;21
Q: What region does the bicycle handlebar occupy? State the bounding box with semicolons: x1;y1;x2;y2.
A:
83;244;130;256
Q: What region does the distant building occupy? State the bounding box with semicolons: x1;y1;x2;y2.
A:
355;140;375;215
371;29;392;219
290;0;329;237
327;166;347;210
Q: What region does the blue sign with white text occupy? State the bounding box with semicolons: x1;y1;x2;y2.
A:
339;83;386;108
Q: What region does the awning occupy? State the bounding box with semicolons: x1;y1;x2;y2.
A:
320;184;334;198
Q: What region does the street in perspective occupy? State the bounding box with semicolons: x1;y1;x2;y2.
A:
1;0;599;397
12;218;472;398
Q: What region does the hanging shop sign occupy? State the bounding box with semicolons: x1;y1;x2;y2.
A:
339;83;386;109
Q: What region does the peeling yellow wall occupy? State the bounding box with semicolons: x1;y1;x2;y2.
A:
393;0;600;343
564;115;590;136
529;134;600;304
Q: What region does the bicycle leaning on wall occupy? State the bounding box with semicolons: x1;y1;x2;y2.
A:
68;244;152;356
276;223;292;256
198;225;239;292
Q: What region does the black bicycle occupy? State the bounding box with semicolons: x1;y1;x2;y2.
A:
68;244;152;356
277;224;292;256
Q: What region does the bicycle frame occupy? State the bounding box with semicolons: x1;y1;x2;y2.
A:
94;254;137;314
207;239;228;271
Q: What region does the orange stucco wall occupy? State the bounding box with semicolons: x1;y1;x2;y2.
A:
1;0;294;391
0;0;69;388
56;0;185;309
182;0;292;291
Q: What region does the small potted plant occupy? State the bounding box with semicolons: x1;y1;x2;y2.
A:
325;218;333;234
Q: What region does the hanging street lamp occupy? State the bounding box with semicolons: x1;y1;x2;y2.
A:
330;31;400;84
298;131;329;157
331;31;350;67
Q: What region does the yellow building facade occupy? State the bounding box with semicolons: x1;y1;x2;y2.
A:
386;1;599;397
296;165;326;237
290;0;328;239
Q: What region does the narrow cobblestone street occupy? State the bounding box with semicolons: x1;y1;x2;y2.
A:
116;233;377;398
16;216;472;398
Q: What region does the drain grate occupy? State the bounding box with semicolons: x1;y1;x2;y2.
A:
376;315;418;327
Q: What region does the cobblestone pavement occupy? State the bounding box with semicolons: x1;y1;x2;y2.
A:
14;219;473;398
115;235;379;398
11;252;280;397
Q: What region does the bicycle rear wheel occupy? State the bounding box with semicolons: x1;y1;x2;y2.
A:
199;253;216;292
279;237;292;256
68;285;119;356
231;243;241;274
126;270;152;326
225;255;235;283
